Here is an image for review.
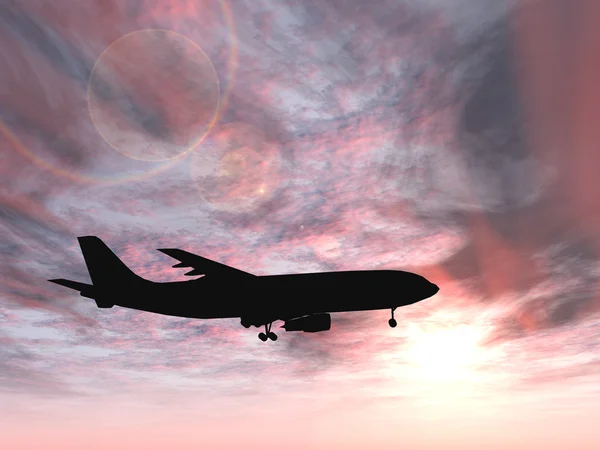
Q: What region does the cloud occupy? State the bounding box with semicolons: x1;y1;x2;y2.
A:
0;329;80;398
4;4;600;444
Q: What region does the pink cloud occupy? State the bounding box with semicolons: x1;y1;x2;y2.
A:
3;1;600;448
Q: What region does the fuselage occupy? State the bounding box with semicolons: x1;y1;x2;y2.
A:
106;270;439;321
50;235;441;339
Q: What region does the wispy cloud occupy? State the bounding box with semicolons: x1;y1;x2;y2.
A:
3;0;600;448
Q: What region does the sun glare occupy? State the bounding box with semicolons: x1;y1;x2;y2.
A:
404;323;485;383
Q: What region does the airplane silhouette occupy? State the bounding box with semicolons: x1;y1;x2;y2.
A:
49;236;440;341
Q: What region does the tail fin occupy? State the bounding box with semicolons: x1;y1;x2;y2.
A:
48;279;95;299
77;236;143;286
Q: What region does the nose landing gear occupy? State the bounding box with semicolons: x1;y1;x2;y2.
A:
388;307;397;328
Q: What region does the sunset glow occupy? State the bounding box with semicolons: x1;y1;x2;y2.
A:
3;0;600;449
404;322;485;382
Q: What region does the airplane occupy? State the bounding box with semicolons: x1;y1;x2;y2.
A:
48;236;440;341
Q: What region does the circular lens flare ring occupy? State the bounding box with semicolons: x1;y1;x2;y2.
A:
87;28;221;162
6;1;238;186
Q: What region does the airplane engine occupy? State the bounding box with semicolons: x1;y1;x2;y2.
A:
282;314;331;333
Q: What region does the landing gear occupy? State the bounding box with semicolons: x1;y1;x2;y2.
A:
240;318;251;328
258;322;277;341
389;308;397;328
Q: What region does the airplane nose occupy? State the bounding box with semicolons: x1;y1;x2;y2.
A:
431;283;440;296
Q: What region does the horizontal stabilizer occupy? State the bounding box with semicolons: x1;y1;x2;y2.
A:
49;278;92;291
48;279;95;299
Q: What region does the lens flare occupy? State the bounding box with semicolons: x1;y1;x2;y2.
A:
189;122;282;213
6;1;237;186
87;29;220;162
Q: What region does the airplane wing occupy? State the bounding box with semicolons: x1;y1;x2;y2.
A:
157;248;256;279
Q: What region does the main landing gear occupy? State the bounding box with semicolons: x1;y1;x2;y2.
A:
388;307;397;328
258;322;277;342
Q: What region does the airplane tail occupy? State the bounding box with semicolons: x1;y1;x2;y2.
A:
76;235;143;287
48;236;143;308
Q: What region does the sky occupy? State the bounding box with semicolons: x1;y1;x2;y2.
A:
2;0;600;448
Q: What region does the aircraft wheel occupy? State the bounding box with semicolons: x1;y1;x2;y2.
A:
268;332;278;341
388;318;397;328
258;332;268;341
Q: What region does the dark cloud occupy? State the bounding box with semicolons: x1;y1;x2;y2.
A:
483;233;600;345
457;19;545;213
